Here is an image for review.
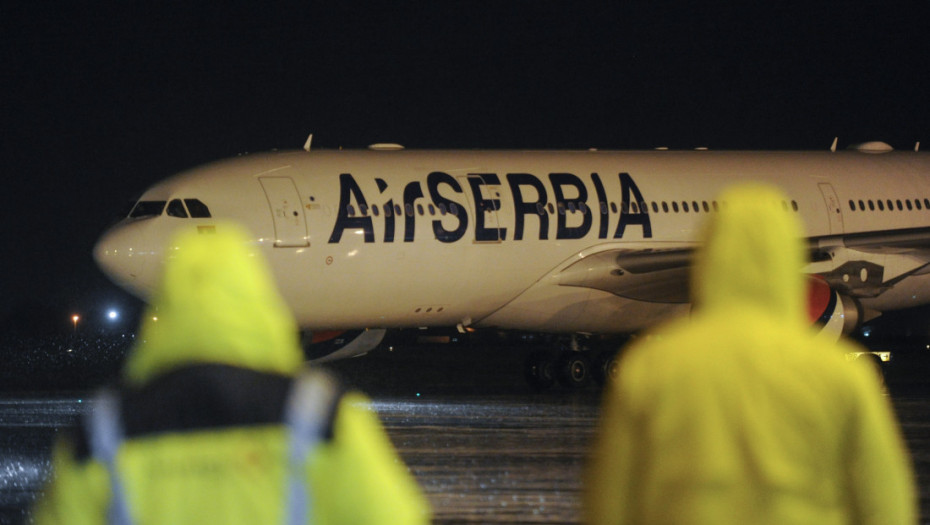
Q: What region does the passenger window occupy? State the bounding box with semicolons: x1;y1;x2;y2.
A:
652;202;659;213
897;200;903;210
906;200;913;211
702;201;710;213
877;201;885;211
372;204;380;216
848;200;856;211
662;202;669;213
129;200;167;218
405;204;414;217
184;199;212;218
691;201;699;212
672;202;679;213
417;204;425;216
917;200;923;211
166;199;188;218
682;202;689;212
858;200;865;211
383;204;393;217
887;199;893;211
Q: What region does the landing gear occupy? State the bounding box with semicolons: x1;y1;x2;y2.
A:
593;350;621;385
524;350;592;390
556;351;591;388
521;335;626;391
524;351;556;390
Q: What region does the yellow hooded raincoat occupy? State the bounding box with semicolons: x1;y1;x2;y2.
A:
33;223;430;525
585;184;916;524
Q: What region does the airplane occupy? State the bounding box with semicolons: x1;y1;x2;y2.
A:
94;139;930;388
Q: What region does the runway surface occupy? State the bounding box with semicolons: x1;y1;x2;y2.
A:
1;343;929;524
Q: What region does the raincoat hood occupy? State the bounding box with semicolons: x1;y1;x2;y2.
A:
123;222;303;386
691;183;807;325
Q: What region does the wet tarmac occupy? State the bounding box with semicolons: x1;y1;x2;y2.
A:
1;342;930;524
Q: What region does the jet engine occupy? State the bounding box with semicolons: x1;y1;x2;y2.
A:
807;276;861;339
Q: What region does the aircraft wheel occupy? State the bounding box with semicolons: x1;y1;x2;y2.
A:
557;352;591;389
593;350;620;386
524;351;556;390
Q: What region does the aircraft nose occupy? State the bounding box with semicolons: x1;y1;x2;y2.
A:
94;223;150;298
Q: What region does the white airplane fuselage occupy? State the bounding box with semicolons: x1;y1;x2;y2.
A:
95;147;930;344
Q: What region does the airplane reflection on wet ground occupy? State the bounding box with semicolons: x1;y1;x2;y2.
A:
1;343;929;524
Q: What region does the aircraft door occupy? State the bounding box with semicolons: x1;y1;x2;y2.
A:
463;174;504;243
259;176;310;247
818;183;844;234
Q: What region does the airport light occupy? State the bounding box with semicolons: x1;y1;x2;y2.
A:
71;314;80;333
107;309;119;322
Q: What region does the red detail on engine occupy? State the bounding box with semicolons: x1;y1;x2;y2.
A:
310;330;345;344
806;275;832;323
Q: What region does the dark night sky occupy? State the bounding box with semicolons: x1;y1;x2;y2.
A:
2;2;929;327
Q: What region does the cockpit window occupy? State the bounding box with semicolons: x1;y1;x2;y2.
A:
129;200;167;218
184;199;212;218
166;199;188;218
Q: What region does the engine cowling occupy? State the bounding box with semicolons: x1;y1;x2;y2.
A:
807;276;861;339
300;329;387;362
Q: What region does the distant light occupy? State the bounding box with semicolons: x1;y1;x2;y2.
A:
107;309;119;321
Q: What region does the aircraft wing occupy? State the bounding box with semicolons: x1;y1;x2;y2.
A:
557;226;930;305
557;247;694;303
810;226;930;299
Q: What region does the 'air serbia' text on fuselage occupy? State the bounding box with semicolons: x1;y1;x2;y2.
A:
328;171;653;244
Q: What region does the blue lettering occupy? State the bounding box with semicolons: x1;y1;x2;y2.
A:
614;172;652;238
329;173;375;243
468;174;506;242
402;181;424;242
507;173;549;241
591;173;609;239
427;172;468;243
550;173;591;240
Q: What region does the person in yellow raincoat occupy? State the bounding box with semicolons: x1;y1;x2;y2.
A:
32;222;431;525
585;183;916;525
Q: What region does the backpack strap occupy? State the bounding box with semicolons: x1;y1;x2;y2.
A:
87;389;134;525
283;369;343;525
